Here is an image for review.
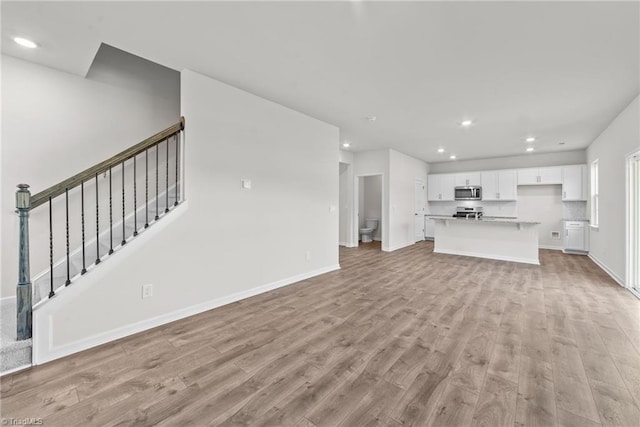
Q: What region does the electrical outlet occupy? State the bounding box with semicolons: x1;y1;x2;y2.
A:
142;284;153;299
551;231;560;239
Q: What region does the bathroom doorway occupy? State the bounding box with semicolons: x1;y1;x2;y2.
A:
354;174;383;249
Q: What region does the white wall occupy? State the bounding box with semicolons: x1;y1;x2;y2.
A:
1;55;179;298
587;95;640;285
32;69;340;363
388;149;428;251
517;185;564;249
362;175;382;241
428;150;586;174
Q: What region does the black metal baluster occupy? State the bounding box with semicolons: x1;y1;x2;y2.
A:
155;142;159;220
133;156;138;236
145;148;149;228
65;188;71;286
81;180;86;274
109;167;113;255
121;160;126;246
95;173;100;264
175;133;179;206
165;138;169;213
49;197;54;298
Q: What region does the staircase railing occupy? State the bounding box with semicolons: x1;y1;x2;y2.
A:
15;117;185;340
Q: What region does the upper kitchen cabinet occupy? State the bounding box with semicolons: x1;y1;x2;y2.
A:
562;164;587;201
481;169;517;201
427;174;455;201
517;166;562;185
454;172;481;187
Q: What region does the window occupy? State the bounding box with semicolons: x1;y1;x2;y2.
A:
591;159;599;227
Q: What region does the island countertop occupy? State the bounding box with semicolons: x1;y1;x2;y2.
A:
426;216;540;225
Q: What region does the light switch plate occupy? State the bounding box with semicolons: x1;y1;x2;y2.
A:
241;179;252;189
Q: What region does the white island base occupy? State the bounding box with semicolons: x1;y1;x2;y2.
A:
432;218;540;265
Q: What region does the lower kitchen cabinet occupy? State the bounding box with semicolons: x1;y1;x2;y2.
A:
563;220;589;253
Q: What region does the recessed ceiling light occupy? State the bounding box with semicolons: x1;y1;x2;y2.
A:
13;37;37;49
342;142;350;148
437;148;445;153
526;147;534;152
460;120;473;127
450;155;457;160
525;137;536;143
366;115;377;122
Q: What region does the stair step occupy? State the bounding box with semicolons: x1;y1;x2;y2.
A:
0;300;32;374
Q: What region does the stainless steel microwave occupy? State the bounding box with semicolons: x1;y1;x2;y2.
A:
455;186;482;200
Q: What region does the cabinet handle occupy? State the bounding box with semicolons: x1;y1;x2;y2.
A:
563;191;566;199
566;230;568;236
439;194;442;200
497;192;500;199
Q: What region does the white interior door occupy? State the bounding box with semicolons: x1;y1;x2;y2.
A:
415;180;425;242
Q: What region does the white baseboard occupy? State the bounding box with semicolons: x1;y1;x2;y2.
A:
539;245;563;250
33;263;340;365
385;241;415;252
434;248;540;265
0;296;16;304
588;253;625;287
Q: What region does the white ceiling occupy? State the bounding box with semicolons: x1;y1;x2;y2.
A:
2;1;638;163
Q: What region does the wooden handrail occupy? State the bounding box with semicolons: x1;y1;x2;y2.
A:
30;117;184;210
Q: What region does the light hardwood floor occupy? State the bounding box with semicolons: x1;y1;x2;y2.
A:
2;241;640;426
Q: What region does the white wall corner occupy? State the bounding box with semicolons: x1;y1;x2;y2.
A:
588;253;626;288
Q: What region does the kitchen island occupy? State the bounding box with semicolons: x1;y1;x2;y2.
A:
429;216;541;265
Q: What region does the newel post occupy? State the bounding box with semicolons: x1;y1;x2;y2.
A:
16;184;32;340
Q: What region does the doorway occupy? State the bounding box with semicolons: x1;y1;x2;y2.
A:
354;174;383;248
339;162;354;247
628;150;640;296
414;180;425;242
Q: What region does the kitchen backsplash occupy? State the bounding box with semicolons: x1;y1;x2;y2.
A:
563;201;588;220
427;200;518;217
428;200;588;220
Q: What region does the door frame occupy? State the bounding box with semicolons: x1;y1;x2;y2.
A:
414;179;426;242
338;161;355;247
626;149;640;298
353;173;385;249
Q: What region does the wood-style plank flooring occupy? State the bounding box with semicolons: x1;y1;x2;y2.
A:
2;241;640;426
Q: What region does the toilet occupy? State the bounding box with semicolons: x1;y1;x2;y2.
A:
360;219;379;243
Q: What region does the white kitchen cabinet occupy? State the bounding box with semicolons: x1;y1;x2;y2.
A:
518;167;562;185
454;172;481;187
540;167;563;184
480;169;517;201
562;164;587;201
563;221;589;252
424;217;435;239
427;174;455;201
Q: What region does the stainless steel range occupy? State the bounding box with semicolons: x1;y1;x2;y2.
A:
452;206;484;219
